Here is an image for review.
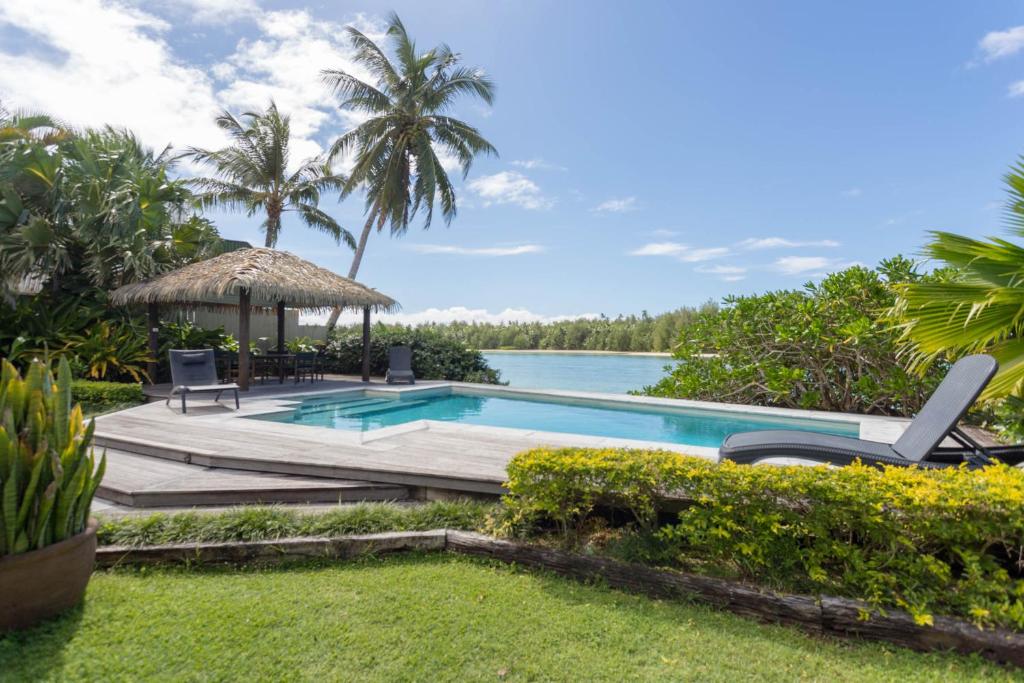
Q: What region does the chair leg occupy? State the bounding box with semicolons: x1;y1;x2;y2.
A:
181;393;187;414
234;389;239;410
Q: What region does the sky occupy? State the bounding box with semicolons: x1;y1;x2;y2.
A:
2;1;1024;324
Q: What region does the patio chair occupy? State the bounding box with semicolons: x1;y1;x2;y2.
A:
719;354;1003;469
167;349;240;414
385;345;415;384
294;351;318;383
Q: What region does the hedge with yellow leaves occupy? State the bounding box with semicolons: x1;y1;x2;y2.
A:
504;447;1024;630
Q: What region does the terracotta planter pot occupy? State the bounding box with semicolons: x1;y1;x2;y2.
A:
0;518;98;632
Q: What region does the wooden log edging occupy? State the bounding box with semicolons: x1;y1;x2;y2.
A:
95;529;1024;667
95;530;446;568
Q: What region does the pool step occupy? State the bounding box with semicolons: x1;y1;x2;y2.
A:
292;398;397;418
333;399;428;418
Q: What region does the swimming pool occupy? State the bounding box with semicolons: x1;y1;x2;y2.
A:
248;389;860;448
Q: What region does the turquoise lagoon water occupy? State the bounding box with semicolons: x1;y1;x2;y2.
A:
250;391;859;448
482;351;670;394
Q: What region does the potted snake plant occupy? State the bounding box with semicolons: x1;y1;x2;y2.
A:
0;357;106;631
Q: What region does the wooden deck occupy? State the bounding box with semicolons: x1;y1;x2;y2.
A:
99;448;407;507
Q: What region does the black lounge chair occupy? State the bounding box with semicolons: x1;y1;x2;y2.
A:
167;349;240;414
719;354;1003;469
385;345;415;384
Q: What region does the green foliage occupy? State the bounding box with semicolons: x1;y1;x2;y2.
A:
285;336;320;353
187;102;352;249
64;320;153;383
0;358;105;555
96;500;494;546
0;118;222;297
71;380;144;412
891;159;1024;406
324;324;503;383
642;259;944;416
390;306;716;353
503;447;1024;630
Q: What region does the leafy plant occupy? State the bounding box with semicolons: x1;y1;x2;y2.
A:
320;13;497;328
891;158;1024;403
65;321;153;383
323;325;502;383
285;336;320;353
0;357;106;555
503;447;1024;630
642;258;944;416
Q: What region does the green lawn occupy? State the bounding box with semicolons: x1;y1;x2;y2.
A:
0;554;1013;682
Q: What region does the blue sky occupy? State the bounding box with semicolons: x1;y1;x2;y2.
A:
2;1;1024;323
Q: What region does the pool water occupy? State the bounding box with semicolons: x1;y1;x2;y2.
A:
250;391;859;448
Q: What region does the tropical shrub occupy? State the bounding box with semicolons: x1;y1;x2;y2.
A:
642;258;944;416
503;447;1024;630
71;379;144;413
64;320;153;383
323;325;502;383
0;120;222;297
0;358;106;555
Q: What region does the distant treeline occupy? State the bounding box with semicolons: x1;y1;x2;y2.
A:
336;304;717;352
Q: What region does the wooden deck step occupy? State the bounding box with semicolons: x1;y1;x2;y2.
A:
96;448;409;508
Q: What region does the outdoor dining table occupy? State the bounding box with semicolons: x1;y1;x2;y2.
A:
258;352;295;384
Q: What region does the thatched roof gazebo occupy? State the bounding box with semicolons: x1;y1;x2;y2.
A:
111;248;399;390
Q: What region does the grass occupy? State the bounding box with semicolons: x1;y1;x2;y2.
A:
0;554;1013;682
96;501;495;546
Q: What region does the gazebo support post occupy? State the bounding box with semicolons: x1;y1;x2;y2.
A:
239;288;251;391
146;303;159;384
276;300;286;354
361;306;371;382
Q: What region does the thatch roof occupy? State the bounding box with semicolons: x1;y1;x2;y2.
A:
111;248;398;312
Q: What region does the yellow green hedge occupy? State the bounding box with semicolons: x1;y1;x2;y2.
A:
504;447;1024;630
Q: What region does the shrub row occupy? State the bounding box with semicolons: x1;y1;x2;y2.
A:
323;325;502;384
71;379;144;410
97;500;495;547
502;447;1024;631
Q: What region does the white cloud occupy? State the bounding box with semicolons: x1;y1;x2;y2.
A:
739;237;841;250
467;171;553;210
773;256;833;275
695;264;747;282
406;244;544;256
1009;80;1024;98
0;1;389;172
978;25;1024;63
630;242;729;262
651;229;678;237
593;196;637;213
510;158;566;171
304;306;600;326
168;0;261;24
841;187;862;198
0;0;227;152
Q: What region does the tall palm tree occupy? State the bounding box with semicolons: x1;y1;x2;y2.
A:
321;13;497;329
892;158;1024;400
187;102;354;249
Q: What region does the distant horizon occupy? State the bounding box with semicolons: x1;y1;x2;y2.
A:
3;1;1023;323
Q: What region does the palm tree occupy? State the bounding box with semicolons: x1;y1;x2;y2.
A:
892;158;1024;400
321;13;497;329
187;102;354;249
